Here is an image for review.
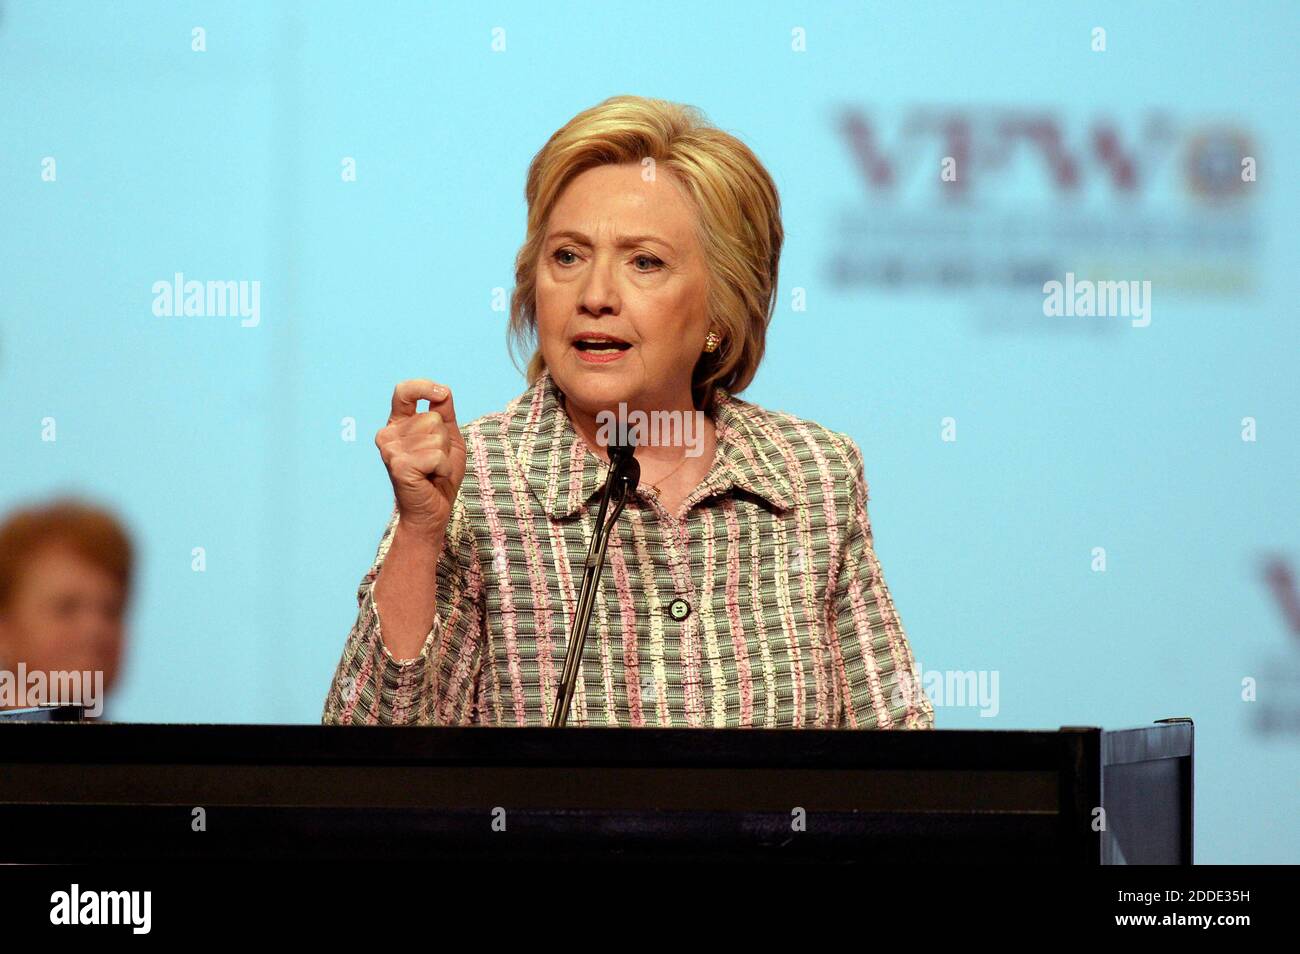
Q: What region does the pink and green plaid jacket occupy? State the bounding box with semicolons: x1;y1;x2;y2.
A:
323;370;934;730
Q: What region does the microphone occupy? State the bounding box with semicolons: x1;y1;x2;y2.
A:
550;438;639;727
607;440;641;494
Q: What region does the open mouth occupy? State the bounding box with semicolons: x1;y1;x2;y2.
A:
573;338;632;354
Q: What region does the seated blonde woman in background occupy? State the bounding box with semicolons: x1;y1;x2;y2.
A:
323;95;934;730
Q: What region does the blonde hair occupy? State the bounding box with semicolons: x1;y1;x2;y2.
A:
507;95;783;414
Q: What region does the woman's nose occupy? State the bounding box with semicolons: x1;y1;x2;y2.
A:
578;254;621;315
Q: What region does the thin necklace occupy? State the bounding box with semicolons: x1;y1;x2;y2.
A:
643;451;693;496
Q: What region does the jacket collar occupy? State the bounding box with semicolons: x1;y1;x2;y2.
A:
504;369;793;520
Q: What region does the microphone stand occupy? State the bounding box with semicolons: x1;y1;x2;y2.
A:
550;443;640;727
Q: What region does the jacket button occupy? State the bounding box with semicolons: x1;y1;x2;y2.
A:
668;598;690;621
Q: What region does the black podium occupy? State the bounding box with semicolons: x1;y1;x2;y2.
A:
0;715;1192;863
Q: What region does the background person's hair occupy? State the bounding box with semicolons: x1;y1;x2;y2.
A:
0;498;134;613
508;94;783;414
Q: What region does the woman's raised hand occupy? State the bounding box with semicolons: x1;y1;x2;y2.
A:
375;379;467;542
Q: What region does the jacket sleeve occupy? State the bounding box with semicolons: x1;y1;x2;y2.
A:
828;436;935;730
322;497;484;726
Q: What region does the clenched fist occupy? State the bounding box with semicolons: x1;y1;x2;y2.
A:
375;379;467;541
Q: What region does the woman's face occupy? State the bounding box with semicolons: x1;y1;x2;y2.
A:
534;162;711;416
0;544;126;697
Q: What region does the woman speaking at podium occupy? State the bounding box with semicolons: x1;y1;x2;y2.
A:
323;96;933;731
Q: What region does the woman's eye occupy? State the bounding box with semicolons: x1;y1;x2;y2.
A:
553;249;578;265
633;254;665;271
